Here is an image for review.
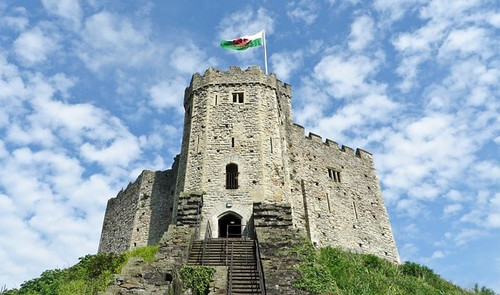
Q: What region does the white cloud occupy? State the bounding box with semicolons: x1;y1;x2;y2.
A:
488;13;500;27
78;11;154;71
313;54;379;98
453;228;485;246
287;0;318;25
439;27;491;59
169;43;217;75
430;250;446;259
41;0;83;29
14;27;58;65
314;94;398;141
445;190;466;202
473;161;500;183
443;204;463;217
270;50;303;81
348;15;374;51
396;198;423;217
0;6;29;31
374;0;425;22
149;76;186;113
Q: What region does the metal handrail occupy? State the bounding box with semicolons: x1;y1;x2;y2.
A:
186;202;202;264
201;221;211;265
228;241;234;294
205;220;212;240
254;238;266;295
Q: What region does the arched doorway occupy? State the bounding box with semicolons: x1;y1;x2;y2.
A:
218;212;242;238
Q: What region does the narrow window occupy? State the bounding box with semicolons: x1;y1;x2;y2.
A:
327;168;341;182
215;95;218;106
226;163;238;189
352;201;358;219
326;193;331;212
231;137;235;147
232;92;244;103
270;137;273;153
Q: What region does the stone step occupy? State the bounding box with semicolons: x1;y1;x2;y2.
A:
187;238;263;294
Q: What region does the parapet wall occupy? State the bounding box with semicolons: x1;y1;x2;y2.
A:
187;66;291;99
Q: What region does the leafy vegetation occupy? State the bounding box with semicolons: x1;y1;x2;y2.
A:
292;241;496;295
179;265;215;295
1;245;159;295
2;242;495;295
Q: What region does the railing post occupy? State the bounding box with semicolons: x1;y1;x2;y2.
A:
201;221;211;265
228;241;234;295
254;231;267;295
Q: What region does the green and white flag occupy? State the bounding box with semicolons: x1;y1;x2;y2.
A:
220;31;263;50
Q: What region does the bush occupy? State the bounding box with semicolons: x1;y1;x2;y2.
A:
0;246;158;295
400;261;437;280
179;266;215;295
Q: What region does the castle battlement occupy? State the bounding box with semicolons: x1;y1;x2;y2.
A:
291;123;373;161
185;67;292;107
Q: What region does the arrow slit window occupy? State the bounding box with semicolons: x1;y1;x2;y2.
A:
226;163;239;189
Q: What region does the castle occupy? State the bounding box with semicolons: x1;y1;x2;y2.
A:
98;66;399;273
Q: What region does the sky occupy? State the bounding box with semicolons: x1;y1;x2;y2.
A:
0;0;499;292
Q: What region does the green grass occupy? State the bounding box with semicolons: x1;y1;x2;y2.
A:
1;245;159;295
2;243;496;295
291;241;496;295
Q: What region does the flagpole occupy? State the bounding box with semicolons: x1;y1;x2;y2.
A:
263;30;268;75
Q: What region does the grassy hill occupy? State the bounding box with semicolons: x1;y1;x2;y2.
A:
291;242;496;295
1;243;496;295
0;246;158;295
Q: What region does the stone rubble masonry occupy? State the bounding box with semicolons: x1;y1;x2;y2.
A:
98;156;179;253
99;66;400;266
103;225;195;294
254;202;309;295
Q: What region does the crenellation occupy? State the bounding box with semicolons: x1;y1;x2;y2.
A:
341;144;355;155
325;138;339;147
307;132;322;143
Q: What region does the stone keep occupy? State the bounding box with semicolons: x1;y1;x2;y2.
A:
98;66;400;263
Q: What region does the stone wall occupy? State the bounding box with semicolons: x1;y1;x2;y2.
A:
99;158;179;253
98;177;141;253
254;202;309;295
104;225;196;294
177;66;294;239
286;124;400;263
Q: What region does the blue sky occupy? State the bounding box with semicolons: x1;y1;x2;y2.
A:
0;0;499;291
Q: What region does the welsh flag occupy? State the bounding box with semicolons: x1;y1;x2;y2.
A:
220;31;263;51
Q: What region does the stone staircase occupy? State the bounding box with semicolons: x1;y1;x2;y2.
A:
188;238;263;294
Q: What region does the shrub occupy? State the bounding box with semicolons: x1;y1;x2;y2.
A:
179;266;215;295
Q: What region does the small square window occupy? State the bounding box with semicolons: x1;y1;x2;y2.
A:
232;92;244;103
327;168;341;182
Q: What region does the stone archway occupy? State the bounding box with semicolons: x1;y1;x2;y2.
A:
218;212;242;238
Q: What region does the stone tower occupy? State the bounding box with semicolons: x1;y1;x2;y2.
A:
98;66;399;264
173;66;293;239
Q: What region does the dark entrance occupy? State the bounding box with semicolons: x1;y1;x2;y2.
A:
218;213;242;238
